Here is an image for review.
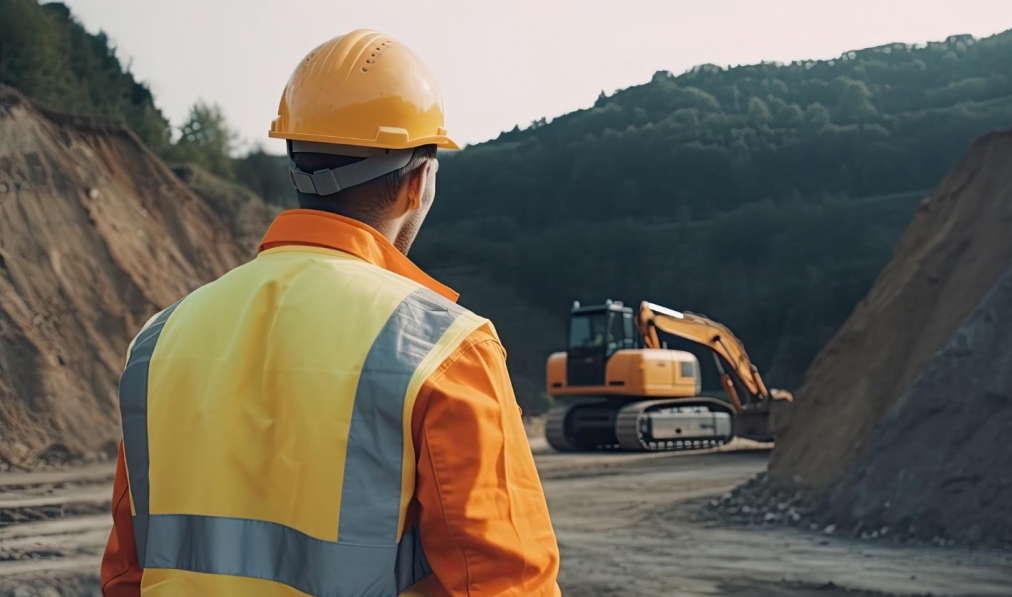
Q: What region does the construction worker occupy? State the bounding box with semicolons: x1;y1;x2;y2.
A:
101;30;562;597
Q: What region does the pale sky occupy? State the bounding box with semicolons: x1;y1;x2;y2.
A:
62;1;1012;154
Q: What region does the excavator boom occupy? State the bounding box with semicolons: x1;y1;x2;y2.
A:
636;302;791;410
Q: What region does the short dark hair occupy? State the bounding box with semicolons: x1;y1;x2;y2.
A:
293;144;438;223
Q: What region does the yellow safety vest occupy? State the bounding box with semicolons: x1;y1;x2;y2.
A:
119;245;487;596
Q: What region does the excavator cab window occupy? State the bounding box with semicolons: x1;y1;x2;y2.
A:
567;305;638;386
607;311;637;354
622;312;636;349
569;312;609;349
568;310;610;386
607;311;624;354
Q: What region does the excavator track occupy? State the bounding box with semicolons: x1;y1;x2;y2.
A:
547;398;739;453
545;401;622;451
545;405;577;452
615;399;734;452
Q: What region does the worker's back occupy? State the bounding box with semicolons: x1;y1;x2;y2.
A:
119;242;487;596
105;29;561;597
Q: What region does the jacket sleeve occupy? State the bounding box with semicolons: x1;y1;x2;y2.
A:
412;325;562;597
101;441;142;597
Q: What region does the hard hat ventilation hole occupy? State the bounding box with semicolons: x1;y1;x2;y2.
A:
361;44;389;71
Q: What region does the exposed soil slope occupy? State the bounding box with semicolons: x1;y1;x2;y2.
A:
169;163;280;256
770;129;1012;489
0;87;248;465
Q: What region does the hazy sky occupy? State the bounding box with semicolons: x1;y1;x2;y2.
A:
62;1;1012;153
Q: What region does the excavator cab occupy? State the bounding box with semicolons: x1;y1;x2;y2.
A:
566;301;638;386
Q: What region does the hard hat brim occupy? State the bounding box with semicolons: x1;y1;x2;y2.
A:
268;129;460;151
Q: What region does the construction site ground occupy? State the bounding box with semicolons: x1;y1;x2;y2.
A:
2;441;1011;597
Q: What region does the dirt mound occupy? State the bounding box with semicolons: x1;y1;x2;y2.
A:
824;264;1012;546
707;268;1012;549
770;129;1012;490
0;86;249;466
170;163;280;255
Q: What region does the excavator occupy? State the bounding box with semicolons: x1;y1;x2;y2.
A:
545;300;793;452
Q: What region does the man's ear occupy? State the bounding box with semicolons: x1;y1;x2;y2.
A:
404;161;434;211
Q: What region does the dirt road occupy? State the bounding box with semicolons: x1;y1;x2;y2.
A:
2;445;1011;597
536;442;1012;597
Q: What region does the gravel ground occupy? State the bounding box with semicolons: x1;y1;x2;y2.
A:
3;448;1012;596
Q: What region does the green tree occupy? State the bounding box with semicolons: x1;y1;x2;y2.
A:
805;102;831;128
834;77;878;123
168;101;237;180
747;96;772;128
780;102;805;128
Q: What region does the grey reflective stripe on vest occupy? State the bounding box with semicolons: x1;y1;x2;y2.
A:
118;300;183;566
118;287;464;595
145;515;428;597
339;287;464;545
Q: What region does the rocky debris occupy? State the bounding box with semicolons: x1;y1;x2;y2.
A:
0;576;100;597
14;444;104;471
0;501;109;525
699;474;823;532
771;129;1012;491
721;581;933;597
700;471;1012;551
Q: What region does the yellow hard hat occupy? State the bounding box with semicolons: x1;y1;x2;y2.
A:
269;30;458;150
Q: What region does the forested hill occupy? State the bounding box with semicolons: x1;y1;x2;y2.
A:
432;30;1012;225
413;29;1012;411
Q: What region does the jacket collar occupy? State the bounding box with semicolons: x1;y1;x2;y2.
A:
258;209;458;302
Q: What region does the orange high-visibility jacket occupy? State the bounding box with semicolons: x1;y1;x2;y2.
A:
101;210;561;597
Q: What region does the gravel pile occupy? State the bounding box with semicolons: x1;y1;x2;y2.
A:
698;472;1010;550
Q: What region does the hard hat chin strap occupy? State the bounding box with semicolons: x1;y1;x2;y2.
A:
287;141;415;196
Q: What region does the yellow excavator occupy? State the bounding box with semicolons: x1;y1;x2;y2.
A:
545;300;793;452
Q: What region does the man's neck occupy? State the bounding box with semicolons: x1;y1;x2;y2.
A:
297;201;400;249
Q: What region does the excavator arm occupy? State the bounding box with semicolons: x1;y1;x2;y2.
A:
636;302;793;412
